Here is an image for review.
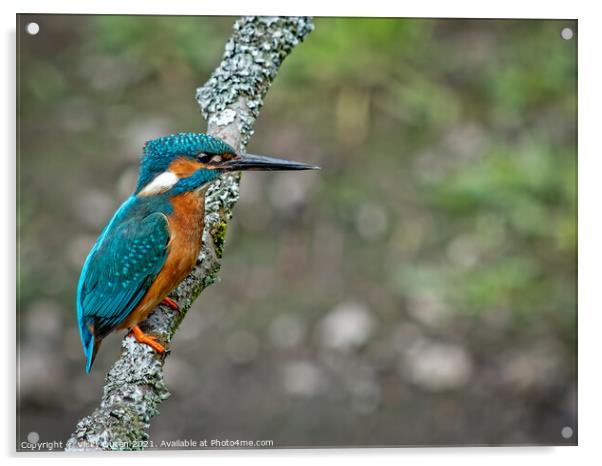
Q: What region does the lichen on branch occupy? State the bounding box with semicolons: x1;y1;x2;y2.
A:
66;16;313;452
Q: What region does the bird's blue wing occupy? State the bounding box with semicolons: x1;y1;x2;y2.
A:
77;199;170;371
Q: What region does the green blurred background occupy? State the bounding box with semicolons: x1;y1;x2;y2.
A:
17;15;577;448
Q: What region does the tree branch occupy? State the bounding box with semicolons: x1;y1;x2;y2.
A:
65;16;314;451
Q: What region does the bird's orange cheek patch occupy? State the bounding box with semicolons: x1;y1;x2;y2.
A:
169;157;206;177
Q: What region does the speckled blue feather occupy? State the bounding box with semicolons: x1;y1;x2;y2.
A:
77;195;172;372
136;132;235;193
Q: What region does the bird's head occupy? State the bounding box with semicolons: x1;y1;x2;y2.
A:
135;132;318;197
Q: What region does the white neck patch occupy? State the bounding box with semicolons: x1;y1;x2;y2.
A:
138;171;179;196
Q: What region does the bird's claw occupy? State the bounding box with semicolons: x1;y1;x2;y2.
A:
128;325;166;354
160;297;180;313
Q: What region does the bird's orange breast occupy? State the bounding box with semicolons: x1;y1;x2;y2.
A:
118;191;206;330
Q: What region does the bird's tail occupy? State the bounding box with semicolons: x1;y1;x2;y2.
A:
79;317;102;373
85;336;103;373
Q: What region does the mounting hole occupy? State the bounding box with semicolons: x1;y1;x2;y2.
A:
561;426;574;439
25;22;40;35
561;27;574;40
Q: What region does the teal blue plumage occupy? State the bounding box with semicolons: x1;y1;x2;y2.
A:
76;131;316;373
77;196;171;372
77;132;232;373
136;132;235;193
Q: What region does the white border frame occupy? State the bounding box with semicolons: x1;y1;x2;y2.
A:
4;1;598;464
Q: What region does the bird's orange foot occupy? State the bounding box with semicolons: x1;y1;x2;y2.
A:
128;325;166;354
160;297;179;312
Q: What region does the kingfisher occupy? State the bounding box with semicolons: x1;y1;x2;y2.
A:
77;132;317;373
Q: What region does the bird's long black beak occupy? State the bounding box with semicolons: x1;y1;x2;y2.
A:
221;153;320;172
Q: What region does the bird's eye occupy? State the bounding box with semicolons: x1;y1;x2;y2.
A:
196;152;213;163
197;153;223;165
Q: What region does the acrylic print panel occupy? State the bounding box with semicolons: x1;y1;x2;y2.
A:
16;14;577;451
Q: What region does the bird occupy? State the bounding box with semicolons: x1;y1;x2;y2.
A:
77;132;318;373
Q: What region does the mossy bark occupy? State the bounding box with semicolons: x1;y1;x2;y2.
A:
66;16;314;451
